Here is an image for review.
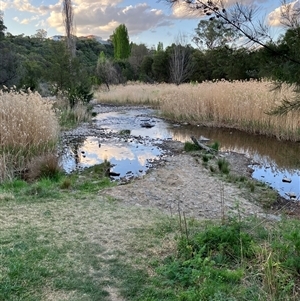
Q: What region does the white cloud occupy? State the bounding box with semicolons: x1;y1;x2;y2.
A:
268;0;300;27
6;0;173;38
47;1;173;38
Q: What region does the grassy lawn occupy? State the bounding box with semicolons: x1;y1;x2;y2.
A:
0;174;177;301
1;170;300;301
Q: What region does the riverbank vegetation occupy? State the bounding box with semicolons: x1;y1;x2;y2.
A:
95;81;300;141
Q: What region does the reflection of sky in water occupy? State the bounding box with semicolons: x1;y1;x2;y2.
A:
94;109;173;140
76;136;163;178
63;108;300;198
252;165;300;199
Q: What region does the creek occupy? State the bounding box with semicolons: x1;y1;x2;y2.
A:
60;105;300;200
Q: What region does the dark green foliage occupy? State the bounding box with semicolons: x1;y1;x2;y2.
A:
112;24;131;60
0;11;6;40
140;56;154;81
209;141;220;151
119;129;131;135
202;154;209;162
184;142;200;152
179;221;254;261
0;41;23;86
152;50;170;82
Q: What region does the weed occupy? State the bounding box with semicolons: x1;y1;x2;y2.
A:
209;165;216;172
247;180;256;192
217;158;230;174
26;153;63;181
202;154;209;162
184;141;200;152
209;141;220;151
119;129;131;135
60;177;72;189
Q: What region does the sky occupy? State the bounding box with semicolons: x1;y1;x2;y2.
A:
0;0;299;48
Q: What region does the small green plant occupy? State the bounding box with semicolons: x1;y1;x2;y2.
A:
60;177;72;189
119;129;131;135
209;165;216;172
202;154;209;162
217;158;230;174
184;141;200;152
246;180;255;192
209;141;220;151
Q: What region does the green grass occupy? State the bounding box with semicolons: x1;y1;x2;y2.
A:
0;229;110;300
122;217;300;301
184;141;201;152
1;157;299;301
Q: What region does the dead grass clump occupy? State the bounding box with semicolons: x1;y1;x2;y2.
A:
94;81;300;141
0;88;59;181
54;94;91;127
26;153;62;181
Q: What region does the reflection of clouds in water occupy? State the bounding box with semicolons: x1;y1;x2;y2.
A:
137;152;156;166
81;144;135;163
169;125;300;170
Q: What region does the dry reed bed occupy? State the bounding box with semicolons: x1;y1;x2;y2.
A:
95;81;300;141
0;89;59;181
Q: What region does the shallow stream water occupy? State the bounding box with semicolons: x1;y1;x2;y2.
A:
61;106;300;200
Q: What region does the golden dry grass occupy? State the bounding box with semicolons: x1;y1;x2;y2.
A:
0;88;59;181
95;81;300;141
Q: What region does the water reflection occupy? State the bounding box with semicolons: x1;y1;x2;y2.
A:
170;126;300;170
61;136;164;179
62;108;300;199
169;125;300;199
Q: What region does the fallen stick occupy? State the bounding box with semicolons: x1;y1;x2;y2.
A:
190;136;217;154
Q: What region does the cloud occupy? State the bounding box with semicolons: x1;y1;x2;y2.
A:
268;0;300;27
0;0;10;11
47;1;173;38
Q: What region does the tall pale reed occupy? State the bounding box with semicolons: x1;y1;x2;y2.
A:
95;81;300;141
0;88;59;181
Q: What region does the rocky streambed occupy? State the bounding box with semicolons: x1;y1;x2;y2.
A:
59;104;300;219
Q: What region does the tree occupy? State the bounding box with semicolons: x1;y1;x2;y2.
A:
140;56;154;82
164;0;300;113
128;43;149;78
0;11;6;40
0;45;23;86
169;34;194;85
193;19;240;49
96;51;120;90
152;50;169;82
112;24;131;60
157;41;164;52
32;29;47;41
